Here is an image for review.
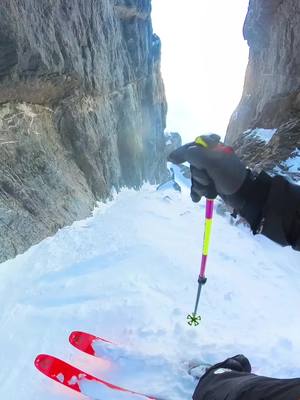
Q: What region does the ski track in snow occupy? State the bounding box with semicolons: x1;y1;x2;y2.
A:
1;184;300;399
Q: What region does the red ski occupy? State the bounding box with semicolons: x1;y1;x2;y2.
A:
35;354;157;399
69;330;113;357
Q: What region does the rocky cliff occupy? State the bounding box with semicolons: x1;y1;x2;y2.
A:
226;0;300;181
0;0;167;263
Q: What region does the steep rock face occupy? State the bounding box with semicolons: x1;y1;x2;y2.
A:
164;131;182;158
0;0;167;262
226;0;300;180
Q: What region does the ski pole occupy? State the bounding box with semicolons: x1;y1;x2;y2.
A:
187;198;214;326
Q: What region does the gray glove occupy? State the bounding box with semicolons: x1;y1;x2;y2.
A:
168;134;247;202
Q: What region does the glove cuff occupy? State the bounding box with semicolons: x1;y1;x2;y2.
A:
198;354;252;383
222;170;272;233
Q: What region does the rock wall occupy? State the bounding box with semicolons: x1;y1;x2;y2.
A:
226;0;300;180
164;131;182;157
0;0;167;262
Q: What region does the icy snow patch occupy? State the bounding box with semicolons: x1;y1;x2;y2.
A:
283;149;300;173
247;128;277;144
274;148;300;184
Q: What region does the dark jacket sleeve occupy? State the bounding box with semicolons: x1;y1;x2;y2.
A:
193;355;300;400
226;171;300;251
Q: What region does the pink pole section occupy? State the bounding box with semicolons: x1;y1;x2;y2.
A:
205;199;214;219
199;255;208;279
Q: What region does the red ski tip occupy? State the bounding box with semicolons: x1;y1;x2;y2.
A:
69;331;97;356
34;354;84;393
35;354;52;373
69;331;113;356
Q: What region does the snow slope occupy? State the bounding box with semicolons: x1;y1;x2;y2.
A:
1;183;300;399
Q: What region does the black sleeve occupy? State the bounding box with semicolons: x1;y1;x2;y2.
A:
193;366;300;400
225;171;300;250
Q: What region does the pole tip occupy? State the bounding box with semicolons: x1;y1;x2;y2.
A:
187;314;201;326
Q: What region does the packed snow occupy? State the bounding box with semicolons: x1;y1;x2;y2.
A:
1;174;300;400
